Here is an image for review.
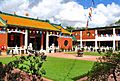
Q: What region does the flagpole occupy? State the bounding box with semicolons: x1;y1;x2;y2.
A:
85;0;95;34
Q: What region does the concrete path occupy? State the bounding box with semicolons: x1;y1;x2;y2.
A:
47;52;100;62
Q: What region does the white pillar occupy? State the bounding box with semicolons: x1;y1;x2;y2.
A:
80;31;83;48
95;30;98;50
113;28;115;51
46;31;49;53
25;29;28;49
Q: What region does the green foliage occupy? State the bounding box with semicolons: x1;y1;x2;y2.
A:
13;55;46;75
115;19;120;24
0;54;46;81
65;26;75;32
77;49;84;57
87;62;112;81
86;50;120;81
81;48;85;51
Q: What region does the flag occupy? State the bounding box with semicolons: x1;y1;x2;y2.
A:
89;12;92;17
85;0;95;30
88;16;92;21
89;7;93;17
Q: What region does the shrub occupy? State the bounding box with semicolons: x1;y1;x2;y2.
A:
86;49;120;81
86;47;89;51
102;49;105;52
90;48;93;52
81;48;85;51
77;49;83;57
0;53;46;81
97;49;101;54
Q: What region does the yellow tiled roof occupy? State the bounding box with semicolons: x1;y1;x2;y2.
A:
0;13;59;31
56;26;71;35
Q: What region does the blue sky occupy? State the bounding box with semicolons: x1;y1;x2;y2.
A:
0;0;120;28
76;0;120;8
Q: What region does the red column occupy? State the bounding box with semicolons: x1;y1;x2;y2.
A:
0;33;8;47
20;34;23;47
41;32;44;49
0;33;8;52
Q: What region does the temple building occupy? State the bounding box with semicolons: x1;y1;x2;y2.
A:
72;26;120;51
0;12;72;54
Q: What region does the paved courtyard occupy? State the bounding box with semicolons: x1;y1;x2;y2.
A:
47;52;100;62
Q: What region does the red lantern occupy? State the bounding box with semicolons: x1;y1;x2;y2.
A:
10;35;14;40
43;31;46;34
1;45;7;50
22;30;25;32
33;31;35;34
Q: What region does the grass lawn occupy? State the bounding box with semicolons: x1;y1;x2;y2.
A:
64;51;104;56
43;57;94;81
0;56;94;81
0;56;19;64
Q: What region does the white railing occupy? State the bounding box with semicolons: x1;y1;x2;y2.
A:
82;46;113;52
96;34;113;41
7;47;26;55
115;34;120;40
96;34;120;41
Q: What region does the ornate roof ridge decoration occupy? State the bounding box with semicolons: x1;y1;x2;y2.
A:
0;11;48;23
0;16;7;27
54;25;71;35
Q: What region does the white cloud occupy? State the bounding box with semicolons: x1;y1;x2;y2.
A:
58;1;85;21
0;0;120;28
91;3;120;27
0;0;28;13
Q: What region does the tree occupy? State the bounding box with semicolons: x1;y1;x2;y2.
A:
87;50;120;81
107;19;120;26
65;26;75;32
115;19;120;25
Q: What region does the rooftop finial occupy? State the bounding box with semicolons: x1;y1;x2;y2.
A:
25;13;29;16
37;17;39;19
13;12;16;15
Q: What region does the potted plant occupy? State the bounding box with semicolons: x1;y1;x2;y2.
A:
77;49;84;57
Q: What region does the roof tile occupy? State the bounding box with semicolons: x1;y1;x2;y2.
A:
0;13;59;31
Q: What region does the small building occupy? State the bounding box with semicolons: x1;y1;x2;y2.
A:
55;25;72;50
